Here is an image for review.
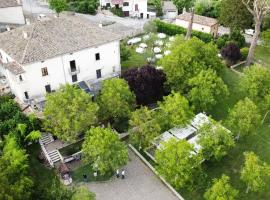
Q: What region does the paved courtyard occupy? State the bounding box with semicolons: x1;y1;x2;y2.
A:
86;150;179;200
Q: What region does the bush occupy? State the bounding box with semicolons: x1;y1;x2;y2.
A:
110;7;124;17
221;42;241;65
230;30;246;48
216;34;230;49
120;43;131;62
240;47;249;60
154;20;213;43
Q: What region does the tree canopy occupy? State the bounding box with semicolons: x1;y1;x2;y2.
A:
97;78;136;130
241;151;270;193
172;0;194;11
188;69;229;112
226;98;261;138
198;120;235;161
160;37;222;92
204;174;239;200
82;127;128;175
44;84;99;142
157;92;194;131
49;0;68;15
155;138;203;190
129;106;161;149
122;65;166;105
71;186;95;200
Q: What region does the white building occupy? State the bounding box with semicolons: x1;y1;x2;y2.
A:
0;15;121;103
175;12;219;37
162;1;178;20
0;0;25;25
100;0;151;19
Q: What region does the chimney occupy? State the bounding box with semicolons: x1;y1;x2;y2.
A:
23;31;28;39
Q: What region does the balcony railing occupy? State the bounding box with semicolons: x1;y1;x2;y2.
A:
68;66;80;75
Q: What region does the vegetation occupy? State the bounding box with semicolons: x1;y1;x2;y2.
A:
122;65;166;105
194;0;221;18
44;84;99;142
49;0;68;16
82;127;128;175
172;0;194;11
69;0;99;15
72;186;95;200
155;138;203;190
221;42;241;65
204;175;239;200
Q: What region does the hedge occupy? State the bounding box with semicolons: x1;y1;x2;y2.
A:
154;20;214;43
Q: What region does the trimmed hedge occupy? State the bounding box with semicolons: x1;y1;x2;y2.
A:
155;20;214;43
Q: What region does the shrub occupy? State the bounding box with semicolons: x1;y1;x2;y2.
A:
154;20;213;43
221;42;241;65
216;34;230;49
120;43;131;62
230;30;246;48
110;7;124;17
240;47;249;60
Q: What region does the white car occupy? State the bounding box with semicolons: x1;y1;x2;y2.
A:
127;37;142;45
245;29;255;36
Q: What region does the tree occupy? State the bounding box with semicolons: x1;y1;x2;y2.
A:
188;69;229;112
204;174;239;200
153;0;163;16
241;151;270;193
221;43;241;65
120;43;131;62
198;120;235;161
97;78;136;128
82;127;128;175
239;64;270;102
44;84;99;142
194;0;221;18
129;107;161;149
226;98;261;139
155;138;203;190
157;92;194;131
186;8;195;40
160;37;222;92
0;135;33;200
72;186;95;200
72;0;99;15
219;0;252;31
242;0;270;66
49;0;67;16
122;65;166;105
172;0;194;11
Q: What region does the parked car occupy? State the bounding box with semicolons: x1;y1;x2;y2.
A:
245;29;255;36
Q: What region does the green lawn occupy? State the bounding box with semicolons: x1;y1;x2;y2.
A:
121;48;148;70
179;67;270;199
59;140;83;157
255;45;270;67
72;163;113;183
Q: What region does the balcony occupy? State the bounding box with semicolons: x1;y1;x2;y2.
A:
68;66;80;75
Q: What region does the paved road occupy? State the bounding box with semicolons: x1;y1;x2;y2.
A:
86;150;179;200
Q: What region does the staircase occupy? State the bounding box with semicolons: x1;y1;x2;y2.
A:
48;150;62;163
40;133;54;145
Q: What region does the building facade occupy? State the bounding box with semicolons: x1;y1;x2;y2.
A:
0;0;25;25
162;1;178;19
0;16;121;103
175;12;219;37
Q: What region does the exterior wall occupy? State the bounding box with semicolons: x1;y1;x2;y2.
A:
175;19;212;34
0;6;25;24
210;24;219;37
164;10;178;19
2;40;121;102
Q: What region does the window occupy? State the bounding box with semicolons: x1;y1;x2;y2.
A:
41;67;48;76
70;60;76;72
123;2;129;6
19;75;23;82
96;69;102;79
112;66;116;72
72;74;78;82
95;53;100;61
0;52;2;59
45;84;51;93
202;27;204;31
135;4;138;11
24;91;29;99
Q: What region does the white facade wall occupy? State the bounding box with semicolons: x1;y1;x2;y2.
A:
0;6;25;24
175;19;211;34
2;40;121;102
164;11;178;19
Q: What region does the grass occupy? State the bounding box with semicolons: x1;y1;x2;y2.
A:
72;163;113;183
179;67;270;199
59;140;83;157
255;45;270;67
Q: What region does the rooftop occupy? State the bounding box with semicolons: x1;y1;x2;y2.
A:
0;0;21;8
0;15;121;66
163;1;177;11
176;12;218;27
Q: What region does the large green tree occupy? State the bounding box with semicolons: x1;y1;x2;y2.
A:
155;138;203;190
198;120;235;161
226;98;261;139
160;37;222;92
204;174;239;200
82;127;128;175
0;135;33;200
188;69;229;112
172;0;194;11
241;151;270;193
44;84;99;142
129;107;161;149
219;0;252;31
157;92;194;131
49;0;68;16
239;64;270;102
72;186;95;200
97;78;136;129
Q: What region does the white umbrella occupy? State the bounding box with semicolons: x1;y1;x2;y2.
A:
127;37;142;45
139;43;148;48
153;47;161;53
136;47;144;54
164;50;171;55
158;33;166;39
155;40;164;46
155;54;163;59
143;35;150;40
